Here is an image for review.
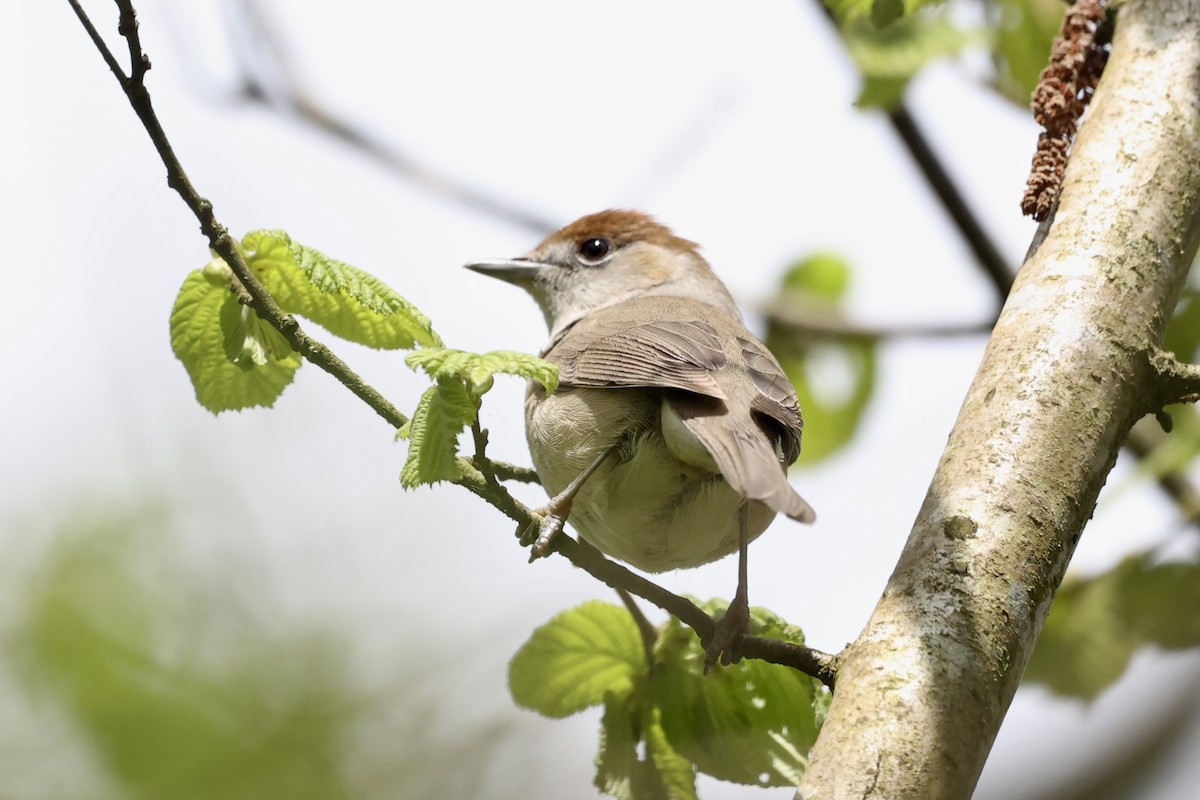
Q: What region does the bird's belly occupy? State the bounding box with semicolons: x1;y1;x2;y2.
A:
526;387;776;572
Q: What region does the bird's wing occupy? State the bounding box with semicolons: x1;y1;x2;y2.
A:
669;395;816;523
547;297;815;523
736;336;804;466
546;303;729;400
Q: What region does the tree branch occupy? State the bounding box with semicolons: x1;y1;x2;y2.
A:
846;5;1200;541
219;0;560;236
1151;348;1200;406
886;105;1015;296
799;2;1200;796
765;296;993;341
68;0;836;689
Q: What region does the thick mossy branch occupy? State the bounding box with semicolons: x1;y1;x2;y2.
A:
1150;349;1200;406
800;1;1200;797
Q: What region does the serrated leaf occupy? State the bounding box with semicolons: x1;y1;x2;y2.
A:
842;13;977;109
170;270;301;413
406;348;558;396
1025;555;1200;699
594;692;698;800
399;378;475;488
767;255;876;463
642;703;699;800
649;601;827;787
595;693;641;800
241;229;441;349
509;601;645;718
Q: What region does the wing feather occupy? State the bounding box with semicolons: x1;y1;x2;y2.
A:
548;311;728;400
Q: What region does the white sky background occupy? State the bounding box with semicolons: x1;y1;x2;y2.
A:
5;0;1200;797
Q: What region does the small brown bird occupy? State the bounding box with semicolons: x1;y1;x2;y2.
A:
467;210;814;664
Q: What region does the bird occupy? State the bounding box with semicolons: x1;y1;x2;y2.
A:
466;209;814;666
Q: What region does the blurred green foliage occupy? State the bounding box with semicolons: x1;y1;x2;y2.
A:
767;255;877;464
0;505;513;800
830;0;1065;110
1026;555;1200;700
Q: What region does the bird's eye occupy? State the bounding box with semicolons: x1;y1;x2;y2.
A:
577;237;612;265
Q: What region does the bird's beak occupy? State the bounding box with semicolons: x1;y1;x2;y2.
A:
464;258;544;285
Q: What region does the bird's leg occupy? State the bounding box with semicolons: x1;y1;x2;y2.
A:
705;501;752;672
524;447;614;560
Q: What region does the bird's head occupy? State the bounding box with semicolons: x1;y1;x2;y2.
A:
466;209;738;338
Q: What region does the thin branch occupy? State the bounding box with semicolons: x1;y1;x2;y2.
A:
216;0;559;236
489;462;542;484
616;587;659;667
69;0;410;433
887;105;1015;296
766;297;993;341
739;637;838;690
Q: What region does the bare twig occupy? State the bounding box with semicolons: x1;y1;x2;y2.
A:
616;587;659;666
67;0;837;688
766;296;993;341
887;105;1015;295
218;0;559;236
740;636;838;690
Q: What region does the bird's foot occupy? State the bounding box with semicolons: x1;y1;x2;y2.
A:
704;595;751;673
520;501;570;561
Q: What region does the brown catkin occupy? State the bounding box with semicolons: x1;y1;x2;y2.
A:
1021;0;1109;221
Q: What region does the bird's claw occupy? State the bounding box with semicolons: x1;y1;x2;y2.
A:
521;509;567;561
704;596;751;673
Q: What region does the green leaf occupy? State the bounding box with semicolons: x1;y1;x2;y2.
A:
406;348;559;396
842;13;978;109
594;692;698;800
595;693;640;800
1164;287;1200;363
827;0;939;23
642;703;699;800
989;0;1067;105
1119;560;1200;649
242;229;441;349
1126;408;1200;489
767;255;876;463
650;602;827;787
1025;555;1200;699
398;379;476;488
170;270;301;413
509;601;645;718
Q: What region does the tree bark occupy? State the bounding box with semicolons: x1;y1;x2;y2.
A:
798;1;1200;797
